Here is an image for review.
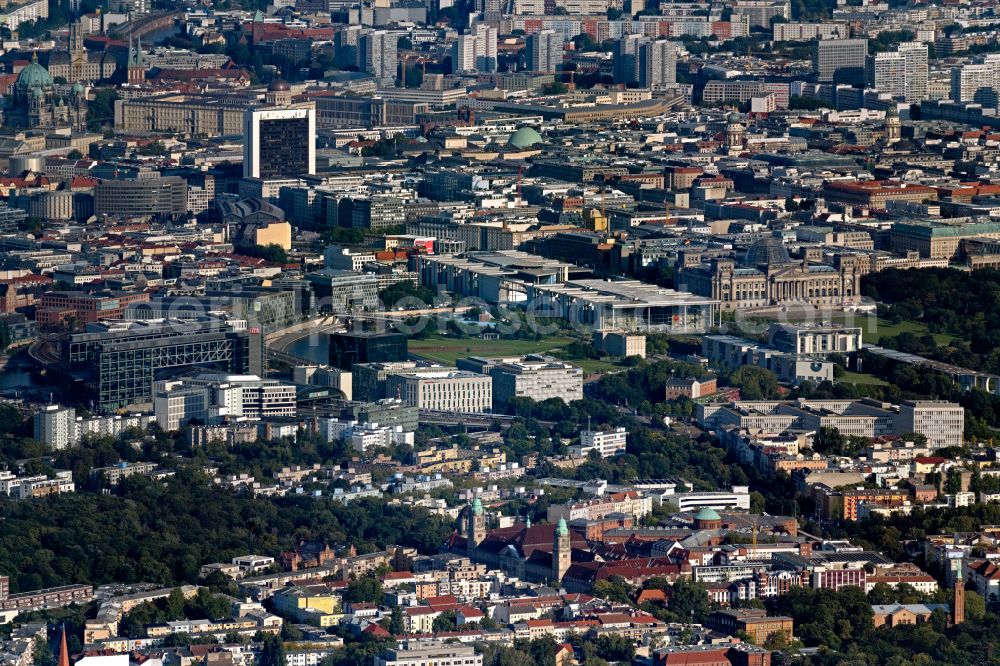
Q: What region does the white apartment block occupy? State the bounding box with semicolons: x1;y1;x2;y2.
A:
315;417;415;452
570;427;628;458
436;578;496;599
638;39;678;89
526;29;563;73
207;375;297;421
731;0;789;28
0;470;75;500
286;648;345;666
78;412;155;440
514;0;545;11
951;56;1000;107
452;25;498;73
896;400;965;449
318;417;359;442
90;461;158;485
868;42;928;103
387;370;492;413
154;374;297;431
34;405;156;449
490;358;583;409
351;423;414;453
33;405;76;450
231;555;275;576
773;22;848;42
359;30;399;85
1;0;49;31
698;398;964;449
554;0;621;13
947;492;976;508
154;381;209;431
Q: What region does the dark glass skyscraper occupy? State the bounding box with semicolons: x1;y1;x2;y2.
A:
243;107;316;179
328;331;408;370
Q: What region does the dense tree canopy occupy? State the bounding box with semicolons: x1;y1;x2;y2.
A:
769;586;1000;665
0;468;453;592
726;366;780;400
863;267;1000;375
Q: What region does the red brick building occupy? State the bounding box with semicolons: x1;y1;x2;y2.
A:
35;290;149;327
665;375;718;400
654;643;771;666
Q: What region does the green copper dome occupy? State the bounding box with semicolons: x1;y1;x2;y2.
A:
694;507;721;522
472;497;484;515
556;516;568;536
507;126;543;149
16;53;52;91
71;82;84;94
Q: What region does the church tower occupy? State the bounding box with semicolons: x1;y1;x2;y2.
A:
68;17;86;81
552;516;571;583
725;111;746;155
128;34;145;85
885;106;901;144
466;498;486;555
69;18;83;56
57;626;69;666
953;582;965;626
70;82;87;132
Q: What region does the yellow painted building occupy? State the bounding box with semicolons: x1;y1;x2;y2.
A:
254;222;292;251
272;585;342;623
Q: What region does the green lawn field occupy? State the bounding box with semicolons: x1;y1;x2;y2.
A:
408;335;576;365
758;313;959;346
408;334;620;375
837;371;890;386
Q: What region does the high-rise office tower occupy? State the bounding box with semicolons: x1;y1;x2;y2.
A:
612;34;643;84
951;55;1000;108
476;0;502;22
243;107;316;179
359;30;399;85
612;36;676;88
638;39;677;88
814;38;868;85
868;42;927;102
526;29;564;73
900;42;929;102
334;25;363;70
452;24;498;73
